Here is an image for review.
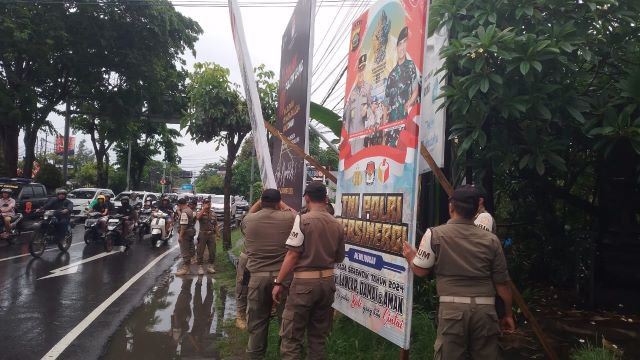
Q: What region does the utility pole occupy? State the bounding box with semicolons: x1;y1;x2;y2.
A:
162;162;166;194
62;99;71;183
126;139;132;191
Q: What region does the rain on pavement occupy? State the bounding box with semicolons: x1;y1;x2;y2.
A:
0;220;234;359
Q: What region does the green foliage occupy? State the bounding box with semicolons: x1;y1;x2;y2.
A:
431;0;640;292
183;62;248;145
571;343;619;360
311;101;342;136
75;162;97;187
195;174;224;194
34;163;63;192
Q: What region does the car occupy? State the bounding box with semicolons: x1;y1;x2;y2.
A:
113;191;159;209
211;194;236;221
235;195;249;211
67;188;115;218
0;178;49;219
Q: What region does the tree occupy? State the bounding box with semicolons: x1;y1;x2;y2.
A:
431;0;640;296
1;1;201;179
115;123;181;190
34;162;63;193
0;3;71;177
183;63;278;250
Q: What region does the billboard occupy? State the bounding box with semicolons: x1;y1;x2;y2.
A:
272;0;315;211
419;23;448;172
334;0;427;349
55;136;75;156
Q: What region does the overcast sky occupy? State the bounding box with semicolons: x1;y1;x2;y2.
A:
23;1;367;175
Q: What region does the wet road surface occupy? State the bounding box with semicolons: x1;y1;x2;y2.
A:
102;270;237;359
0;221;182;359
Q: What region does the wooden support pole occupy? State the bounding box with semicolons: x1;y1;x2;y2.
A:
263;121;337;184
419;143;558;360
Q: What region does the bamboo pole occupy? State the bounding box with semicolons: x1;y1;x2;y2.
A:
419;143;558;360
263;121;337;183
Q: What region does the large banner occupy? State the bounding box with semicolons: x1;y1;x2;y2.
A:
272;0;315;210
228;0;277;189
419;22;448;172
334;0;427;349
55;136;75;156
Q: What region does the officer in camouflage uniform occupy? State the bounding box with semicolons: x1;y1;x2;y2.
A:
384;26;419;147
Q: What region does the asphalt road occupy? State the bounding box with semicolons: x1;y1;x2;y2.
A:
0;220;183;359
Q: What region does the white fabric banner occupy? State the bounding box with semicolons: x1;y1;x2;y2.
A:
228;0;277;189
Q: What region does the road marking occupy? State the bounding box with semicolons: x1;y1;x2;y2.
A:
0;242;83;263
38;249;124;280
41;244;179;359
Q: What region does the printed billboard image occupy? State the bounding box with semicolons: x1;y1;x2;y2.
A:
55;136;75;156
272;0;315;211
334;0;427;349
419;24;448;172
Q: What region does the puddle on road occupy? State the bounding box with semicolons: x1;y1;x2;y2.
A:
102;264;237;360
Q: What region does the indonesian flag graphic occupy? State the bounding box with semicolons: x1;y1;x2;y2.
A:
378;158;390;183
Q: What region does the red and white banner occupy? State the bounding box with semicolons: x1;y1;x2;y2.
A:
55;136;75;156
334;0;428;350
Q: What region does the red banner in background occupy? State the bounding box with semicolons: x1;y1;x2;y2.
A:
55;136;75;156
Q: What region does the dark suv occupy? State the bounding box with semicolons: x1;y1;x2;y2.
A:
0;178;49;219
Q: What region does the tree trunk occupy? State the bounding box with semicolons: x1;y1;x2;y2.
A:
222;132;247;250
22;128;38;178
96;149;107;188
0;123;19;177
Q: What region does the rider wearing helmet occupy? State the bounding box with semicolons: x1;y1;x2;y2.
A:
117;196;135;217
91;195;109;216
1;188;16;236
158;196;174;233
40;189;74;240
117;196;137;238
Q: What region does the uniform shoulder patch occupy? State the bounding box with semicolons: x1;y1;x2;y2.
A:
285;214;304;247
179;212;189;225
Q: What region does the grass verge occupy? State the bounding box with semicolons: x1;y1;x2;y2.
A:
571;342;620;360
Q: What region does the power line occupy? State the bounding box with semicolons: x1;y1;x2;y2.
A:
7;0;369;7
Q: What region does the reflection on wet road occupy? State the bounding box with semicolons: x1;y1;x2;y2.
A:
103;268;237;360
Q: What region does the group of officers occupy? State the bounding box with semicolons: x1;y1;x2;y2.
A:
231;181;513;360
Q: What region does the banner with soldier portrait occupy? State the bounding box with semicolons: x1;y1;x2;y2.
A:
334;0;427;349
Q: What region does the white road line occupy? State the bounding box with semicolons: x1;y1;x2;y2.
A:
41;244;179;359
38;250;124;280
0;242;83;263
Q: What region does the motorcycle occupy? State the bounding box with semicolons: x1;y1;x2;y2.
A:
0;213;23;244
137;208;152;240
149;210;173;247
29;210;73;258
83;212;104;245
105;214;137;252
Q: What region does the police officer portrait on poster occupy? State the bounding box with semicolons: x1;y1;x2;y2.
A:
335;0;427;350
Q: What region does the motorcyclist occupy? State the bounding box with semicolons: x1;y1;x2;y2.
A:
104;194;116;215
157;196;174;233
1;188;16;236
91;195;109;216
117;196;137;238
39;189;74;241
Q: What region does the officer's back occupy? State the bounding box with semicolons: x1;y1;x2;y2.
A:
431;220;506;297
